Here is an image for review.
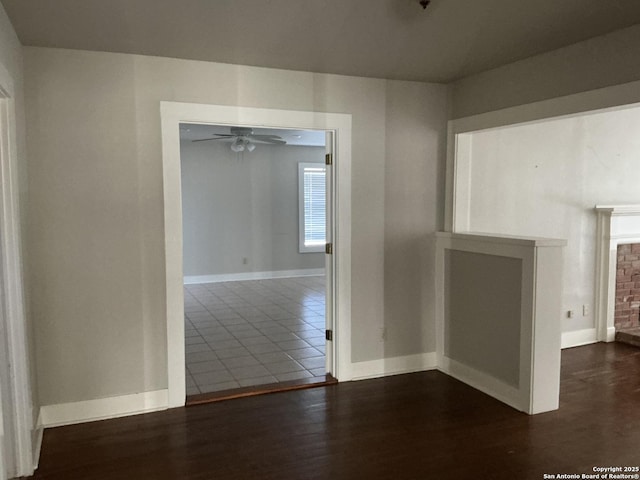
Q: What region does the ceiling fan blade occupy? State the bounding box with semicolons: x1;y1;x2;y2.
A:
191;136;236;143
250;135;286;144
250;134;283;141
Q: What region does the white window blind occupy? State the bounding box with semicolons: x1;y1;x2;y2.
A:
298;163;326;253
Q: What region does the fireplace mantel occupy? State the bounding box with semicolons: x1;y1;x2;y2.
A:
594;205;640;341
595;205;640;215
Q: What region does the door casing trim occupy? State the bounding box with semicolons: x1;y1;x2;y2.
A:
160;102;352;407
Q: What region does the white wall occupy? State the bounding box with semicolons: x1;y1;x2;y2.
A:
181;140;324;277
24;47;449;406
452;24;640;118
466;105;640;333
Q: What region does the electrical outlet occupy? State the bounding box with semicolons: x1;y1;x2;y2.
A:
567;310;575;319
583;304;590;316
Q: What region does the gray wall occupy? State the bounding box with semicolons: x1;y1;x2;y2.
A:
444;249;522;387
452;24;640;118
383;80;446;358
24;46;449;406
181;140;325;276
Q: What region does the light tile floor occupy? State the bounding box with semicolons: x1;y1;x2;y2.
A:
184;276;326;396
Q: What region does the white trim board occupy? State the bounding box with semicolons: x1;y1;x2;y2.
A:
184;269;324;285
561;328;598;349
38;390;169;429
350;353;437;381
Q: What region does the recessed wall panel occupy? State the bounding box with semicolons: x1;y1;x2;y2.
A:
444;249;522;387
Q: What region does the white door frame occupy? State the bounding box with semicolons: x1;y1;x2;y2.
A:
0;61;35;478
160;102;352;407
324;131;335;374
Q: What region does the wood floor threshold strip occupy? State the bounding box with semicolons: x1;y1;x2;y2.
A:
186;374;338;406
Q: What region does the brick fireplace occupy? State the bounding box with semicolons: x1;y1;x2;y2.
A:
615;244;640;330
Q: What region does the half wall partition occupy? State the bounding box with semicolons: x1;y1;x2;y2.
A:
436;232;566;414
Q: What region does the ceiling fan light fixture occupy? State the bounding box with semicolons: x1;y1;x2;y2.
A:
230;139;244;152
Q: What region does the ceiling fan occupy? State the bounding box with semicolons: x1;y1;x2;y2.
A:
192;126;286;152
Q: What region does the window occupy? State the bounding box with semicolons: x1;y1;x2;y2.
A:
298;162;326;253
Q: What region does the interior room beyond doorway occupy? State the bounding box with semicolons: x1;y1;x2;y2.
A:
179;123;330;398
184;277;326;395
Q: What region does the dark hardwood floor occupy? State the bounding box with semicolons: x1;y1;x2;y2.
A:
30;343;640;479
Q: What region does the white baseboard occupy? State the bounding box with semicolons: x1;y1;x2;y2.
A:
184;268;325;285
561;328;598;349
438;356;525;413
39;389;169;428
350;352;437;381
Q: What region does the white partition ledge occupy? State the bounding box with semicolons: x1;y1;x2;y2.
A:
435;232;566;415
594;205;640;342
439;232;567;247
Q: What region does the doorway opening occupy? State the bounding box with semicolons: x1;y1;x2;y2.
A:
160;102;353;408
179;124;335;401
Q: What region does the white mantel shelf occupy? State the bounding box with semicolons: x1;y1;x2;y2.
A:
595;205;640;216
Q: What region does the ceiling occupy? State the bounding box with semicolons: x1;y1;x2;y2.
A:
3;0;640;82
180;124;326;147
